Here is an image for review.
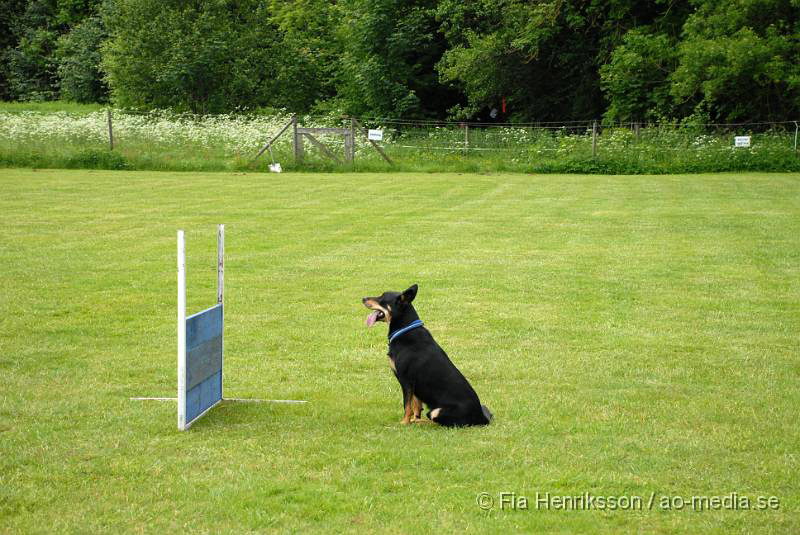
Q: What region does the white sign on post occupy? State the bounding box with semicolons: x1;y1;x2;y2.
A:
734;136;751;148
368;129;383;141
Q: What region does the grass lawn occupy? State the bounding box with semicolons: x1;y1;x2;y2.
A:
1;169;798;534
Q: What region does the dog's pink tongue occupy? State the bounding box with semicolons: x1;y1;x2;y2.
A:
366;311;379;327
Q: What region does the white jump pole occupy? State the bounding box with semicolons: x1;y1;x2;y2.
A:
217;224;224;399
177;230;186;430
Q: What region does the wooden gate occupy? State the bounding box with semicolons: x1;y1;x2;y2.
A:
293;116;354;164
253;116;392;165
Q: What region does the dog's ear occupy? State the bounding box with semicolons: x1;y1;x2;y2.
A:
399;284;418;304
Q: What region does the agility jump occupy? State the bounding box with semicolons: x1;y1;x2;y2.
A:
132;224;306;430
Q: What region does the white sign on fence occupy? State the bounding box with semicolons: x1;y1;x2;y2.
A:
734;136;751;148
368;129;384;141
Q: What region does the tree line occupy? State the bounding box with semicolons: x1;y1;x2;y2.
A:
2;0;799;123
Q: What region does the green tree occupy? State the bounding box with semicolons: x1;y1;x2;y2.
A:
268;0;338;112
0;0;28;99
3;0;61;100
436;0;605;121
335;0;462;119
2;0;103;101
102;0;305;113
600;29;678;122
437;0;691;122
56;15;108;103
670;0;800;122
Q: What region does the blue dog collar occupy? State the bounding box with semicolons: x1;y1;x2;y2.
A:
388;320;424;343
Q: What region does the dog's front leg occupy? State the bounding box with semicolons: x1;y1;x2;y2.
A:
399;382;413;425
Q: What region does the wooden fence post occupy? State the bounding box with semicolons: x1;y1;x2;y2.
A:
345;118;355;163
464;123;469;156
292;115;303;164
107;109;114;151
592;120;598;158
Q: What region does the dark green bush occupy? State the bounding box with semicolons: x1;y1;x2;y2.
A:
65;148;130;170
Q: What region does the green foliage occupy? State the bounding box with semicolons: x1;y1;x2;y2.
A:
0;0;29;99
268;0;338;111
335;0;460;119
0;99;103;112
437;0;572;121
1;0;103;101
600;29;677;122
670;0;800;122
436;0;671;121
98;0;338;113
2;0;800;123
64;147;129;168
3;0;62;101
103;0;292;113
56;15;108;103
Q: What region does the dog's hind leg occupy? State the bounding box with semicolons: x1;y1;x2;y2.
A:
427;407;460;427
428;405;487;427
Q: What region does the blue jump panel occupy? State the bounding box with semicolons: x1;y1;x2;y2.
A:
186;370;222;423
183;304;223;426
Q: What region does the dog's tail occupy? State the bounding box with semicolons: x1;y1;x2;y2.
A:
481;404;494;423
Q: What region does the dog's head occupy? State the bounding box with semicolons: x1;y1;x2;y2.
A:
362;284;418;327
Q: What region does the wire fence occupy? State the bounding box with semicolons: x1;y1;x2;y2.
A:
355;117;799;156
1;108;798;172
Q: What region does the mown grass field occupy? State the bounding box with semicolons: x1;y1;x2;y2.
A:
1;169;798;534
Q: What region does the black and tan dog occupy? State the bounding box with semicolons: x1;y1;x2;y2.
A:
362;284;492;427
